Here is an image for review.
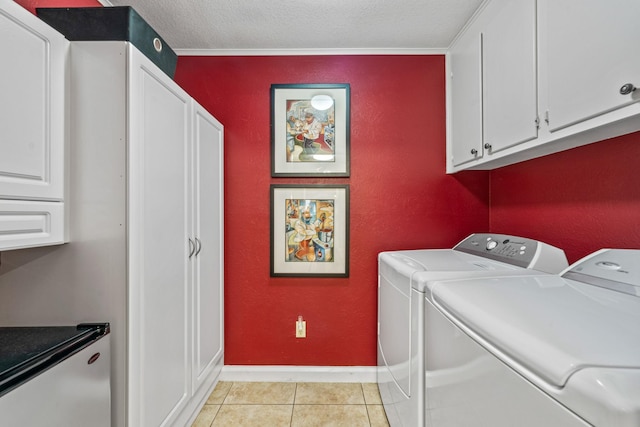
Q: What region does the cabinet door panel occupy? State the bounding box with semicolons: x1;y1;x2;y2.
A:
543;0;640;131
0;2;67;200
449;29;483;167
482;0;537;152
191;102;224;394
128;47;191;427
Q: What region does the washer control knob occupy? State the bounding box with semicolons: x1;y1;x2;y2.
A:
486;240;498;250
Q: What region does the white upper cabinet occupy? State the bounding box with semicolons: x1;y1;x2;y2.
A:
540;0;640;132
481;0;537;154
448;26;483;167
447;0;640;172
0;1;67;200
0;0;68;249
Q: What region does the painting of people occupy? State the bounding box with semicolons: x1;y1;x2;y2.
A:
285;99;335;163
285;198;334;263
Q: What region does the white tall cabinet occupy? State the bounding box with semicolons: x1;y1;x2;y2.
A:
0;0;68;250
69;41;224;426
124;43;192;427
0;4;223;425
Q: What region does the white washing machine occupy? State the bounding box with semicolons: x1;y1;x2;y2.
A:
377;233;568;427
426;249;640;427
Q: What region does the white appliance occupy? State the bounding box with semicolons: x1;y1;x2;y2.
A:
0;324;111;426
377;233;568;426
426;249;640;426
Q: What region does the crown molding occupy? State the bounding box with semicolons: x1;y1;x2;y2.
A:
174;47;446;57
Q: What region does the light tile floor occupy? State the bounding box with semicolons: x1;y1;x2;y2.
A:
191;381;390;427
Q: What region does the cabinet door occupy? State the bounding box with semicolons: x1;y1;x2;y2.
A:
0;200;64;250
127;46;191;427
0;1;67;201
448;28;483;168
541;0;640;132
190;101;224;395
482;0;537;153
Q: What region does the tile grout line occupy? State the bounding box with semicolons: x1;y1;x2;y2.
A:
291;383;298;426
361;383;372;426
211;381;232;426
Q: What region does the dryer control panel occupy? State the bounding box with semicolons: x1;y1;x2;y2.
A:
563;249;640;297
454;233;568;273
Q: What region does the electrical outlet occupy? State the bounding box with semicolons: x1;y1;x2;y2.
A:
296;316;306;338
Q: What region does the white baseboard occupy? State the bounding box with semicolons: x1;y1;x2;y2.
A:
220;365;378;383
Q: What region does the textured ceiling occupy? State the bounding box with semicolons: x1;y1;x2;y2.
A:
104;0;484;54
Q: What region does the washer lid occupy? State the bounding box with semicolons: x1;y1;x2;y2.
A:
377;233;568;290
380;249;491;273
379;249;535;295
432;273;640;388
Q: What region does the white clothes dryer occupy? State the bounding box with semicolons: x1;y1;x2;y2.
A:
377;233;568;427
426;249;640;427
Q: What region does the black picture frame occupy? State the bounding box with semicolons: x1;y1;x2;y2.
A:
271;84;350;177
270;184;350;277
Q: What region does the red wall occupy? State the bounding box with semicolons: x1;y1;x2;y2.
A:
14;0;101;14
490;131;640;264
19;0;640;365
175;56;490;365
17;0;490;370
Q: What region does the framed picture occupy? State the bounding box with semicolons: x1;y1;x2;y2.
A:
271;84;350;177
271;184;349;277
